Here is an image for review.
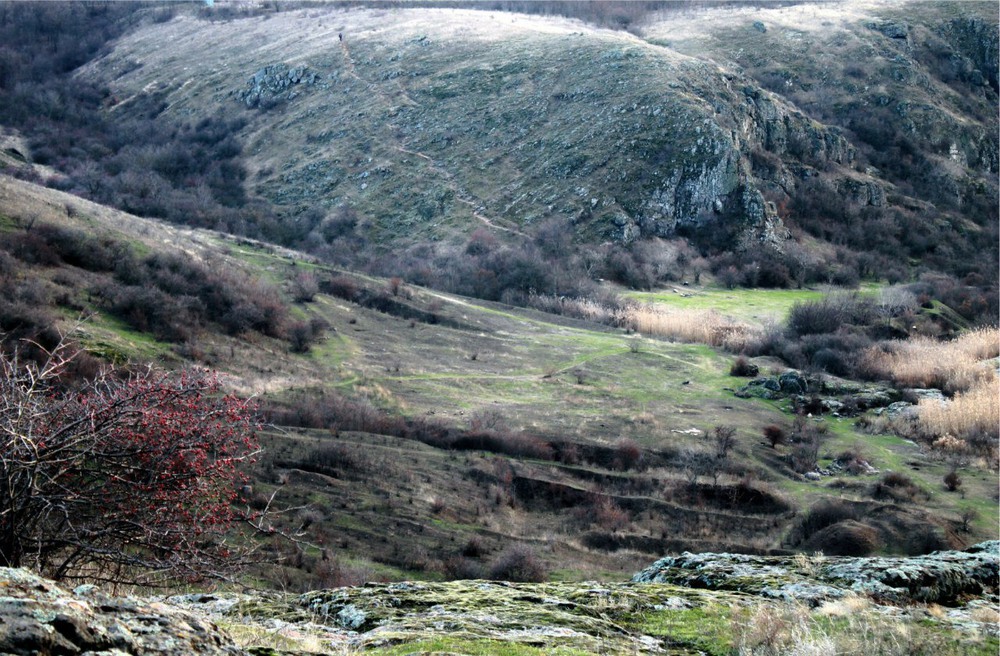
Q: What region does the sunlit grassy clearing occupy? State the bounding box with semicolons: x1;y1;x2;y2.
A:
627;286;828;323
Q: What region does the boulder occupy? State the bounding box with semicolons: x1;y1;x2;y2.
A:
868;20;909;39
0;568;242;655
734;376;782;399
778;371;807;395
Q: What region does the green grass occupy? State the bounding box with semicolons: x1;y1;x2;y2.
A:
628;283;885;324
627;286;827;323
73;311;173;363
637;605;735;655
0;213;19;231
367;638;594;655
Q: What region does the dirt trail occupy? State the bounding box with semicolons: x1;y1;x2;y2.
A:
340;38;524;238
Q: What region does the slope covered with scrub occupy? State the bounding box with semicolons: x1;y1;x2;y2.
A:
64;0;996;295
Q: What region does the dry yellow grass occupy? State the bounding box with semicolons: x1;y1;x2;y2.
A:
919;377;999;445
861;327;999;393
625;304;761;352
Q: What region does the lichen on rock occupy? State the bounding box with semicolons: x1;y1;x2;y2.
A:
0;568;242;655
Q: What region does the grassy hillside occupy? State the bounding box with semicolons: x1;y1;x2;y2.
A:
1;174;995;591
44;0;993;306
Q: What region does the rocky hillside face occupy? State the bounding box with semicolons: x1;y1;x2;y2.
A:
2;542;996;655
76;1;996;270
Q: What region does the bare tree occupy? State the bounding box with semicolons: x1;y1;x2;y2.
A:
713;425;737;459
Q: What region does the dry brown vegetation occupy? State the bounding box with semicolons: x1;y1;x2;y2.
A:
861;327;999;393
920;378;1000;462
857;328;998;461
625;304;762;352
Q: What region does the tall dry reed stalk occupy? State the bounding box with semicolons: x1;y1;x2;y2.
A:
860;327;999;393
625;304;761;352
919;377;999;445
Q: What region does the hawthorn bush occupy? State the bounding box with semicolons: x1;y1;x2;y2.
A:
0;342;261;584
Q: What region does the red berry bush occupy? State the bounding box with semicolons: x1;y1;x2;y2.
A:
0;342;260;584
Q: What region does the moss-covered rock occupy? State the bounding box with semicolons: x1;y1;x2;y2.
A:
4;547;997;656
632;541;999;607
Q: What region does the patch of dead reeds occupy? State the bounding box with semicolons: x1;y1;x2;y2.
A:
860;327;999;394
625;304;762;352
919;377;999;458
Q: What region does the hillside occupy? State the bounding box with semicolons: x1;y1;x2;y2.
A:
62;0;997;298
1;172;996;591
0;0;997;607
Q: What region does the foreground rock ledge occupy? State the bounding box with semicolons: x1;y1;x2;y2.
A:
1;542;997;655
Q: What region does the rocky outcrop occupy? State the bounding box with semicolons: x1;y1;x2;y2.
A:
0;568;241;655
734;370;901;415
938;16;999;91
235;64;320;108
3;543;997;656
868;20;910;40
735;370;812;400
632;541;1000;606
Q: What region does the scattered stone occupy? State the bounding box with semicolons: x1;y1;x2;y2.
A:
868;20;909;39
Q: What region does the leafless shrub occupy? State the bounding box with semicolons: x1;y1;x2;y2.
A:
442;556;486;580
614;437;642;471
291;272;319;303
461;536;486;558
320;274;360;302
730;355;759;377
713;425;737;459
592;497;629;532
469;407;509;433
487;544;547;583
943;468;962;492
871;472;924;503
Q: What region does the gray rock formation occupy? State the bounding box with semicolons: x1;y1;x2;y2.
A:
632;541;1000;607
3;543;997;655
235;64;319;108
868;20;910;40
0;568;242;656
